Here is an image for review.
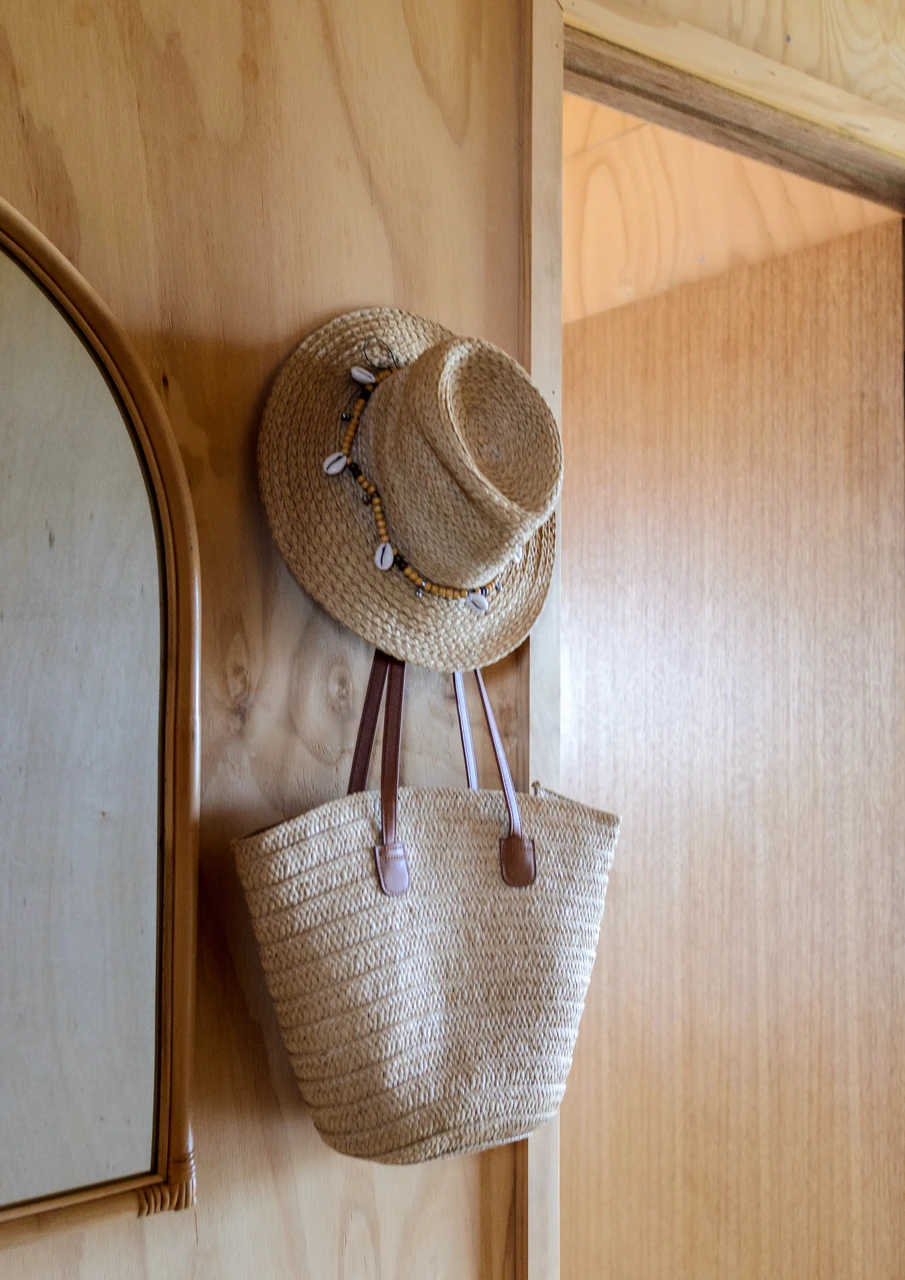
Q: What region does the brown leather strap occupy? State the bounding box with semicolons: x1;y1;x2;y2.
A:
473;669;536;887
348;650;391;795
348;650;532;891
453;671;478;790
351;654;479;795
379;658;405;846
374;656;410;895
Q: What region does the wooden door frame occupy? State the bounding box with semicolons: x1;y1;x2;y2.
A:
517;2;565;1277
562;24;905;212
518;5;905;1277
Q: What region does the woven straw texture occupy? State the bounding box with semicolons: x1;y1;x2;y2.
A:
234;785;619;1164
258;308;560;672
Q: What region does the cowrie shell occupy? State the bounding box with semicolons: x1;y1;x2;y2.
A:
322;451;347;476
466;591;489;614
351;366;376;385
374;543;394;571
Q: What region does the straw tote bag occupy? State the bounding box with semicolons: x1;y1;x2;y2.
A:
234;650;619;1164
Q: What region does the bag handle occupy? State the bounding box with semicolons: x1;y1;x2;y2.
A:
347;649;392;795
348;650;536;894
472;668;534;877
453;671;479;791
348;651;477;794
373;656;409;894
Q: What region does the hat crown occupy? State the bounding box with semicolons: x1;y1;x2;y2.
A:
359;339;562;587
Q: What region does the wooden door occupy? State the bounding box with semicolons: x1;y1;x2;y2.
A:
560;220;905;1278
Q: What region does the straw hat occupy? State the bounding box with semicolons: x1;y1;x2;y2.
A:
258;307;562;671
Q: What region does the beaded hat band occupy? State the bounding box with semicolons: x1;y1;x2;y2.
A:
322;364;507;612
257;307;561;673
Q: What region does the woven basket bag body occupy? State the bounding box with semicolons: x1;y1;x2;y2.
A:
234;654;618;1164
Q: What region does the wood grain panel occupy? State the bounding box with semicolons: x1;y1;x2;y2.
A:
560;221;905;1279
563;93;640;157
0;0;536;1270
562;94;897;322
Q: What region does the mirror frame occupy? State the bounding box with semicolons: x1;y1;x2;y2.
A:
0;199;199;1239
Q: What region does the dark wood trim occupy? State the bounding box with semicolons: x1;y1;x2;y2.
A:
564;26;905;213
0;198;200;1240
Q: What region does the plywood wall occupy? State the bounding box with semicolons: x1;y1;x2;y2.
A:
563;94;897;322
0;1;531;1273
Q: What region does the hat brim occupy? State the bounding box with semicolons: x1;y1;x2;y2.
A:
258;307;556;672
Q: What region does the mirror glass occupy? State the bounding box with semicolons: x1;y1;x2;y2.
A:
0;248;160;1207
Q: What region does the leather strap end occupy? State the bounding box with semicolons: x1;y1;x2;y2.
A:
499;835;536;888
374;842;411;896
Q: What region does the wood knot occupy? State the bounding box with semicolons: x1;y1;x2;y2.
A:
326;662;354;718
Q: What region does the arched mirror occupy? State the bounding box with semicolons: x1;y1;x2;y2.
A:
0;201;198;1235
